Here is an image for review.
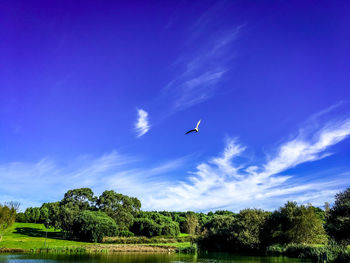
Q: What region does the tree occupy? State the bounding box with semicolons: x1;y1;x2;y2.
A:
24;207;33;222
97;190;141;231
60;188;95;211
43;202;60;229
72;211;118;242
16;212;26;223
57;188;96;237
233;209;269;250
0;202;18;241
263;201;327;245
32;207;40;224
131;217;162;237
197;215;236;251
132;212;180;237
183;212;199;235
326;188;350;245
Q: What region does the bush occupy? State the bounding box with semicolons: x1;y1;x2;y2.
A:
118;230;134;237
131;216;180;237
102;235;191;244
15;212;26;223
72;211;118;242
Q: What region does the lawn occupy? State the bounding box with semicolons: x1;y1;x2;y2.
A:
0;223;191;252
1;222;93;250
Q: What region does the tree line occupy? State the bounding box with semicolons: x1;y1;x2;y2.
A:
14;187;350;249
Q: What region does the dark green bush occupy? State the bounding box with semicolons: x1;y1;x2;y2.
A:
131;215;180;237
72;211;118;242
118;230;134;237
15;212;26;223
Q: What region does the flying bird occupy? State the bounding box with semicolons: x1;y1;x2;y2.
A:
185;120;201;134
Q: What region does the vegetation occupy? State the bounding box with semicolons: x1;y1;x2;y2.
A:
0;222;190;252
262;201;328;245
0;202;18;241
2;186;350;262
72;211;118;242
326;188;350;245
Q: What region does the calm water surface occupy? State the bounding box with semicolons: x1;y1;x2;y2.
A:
0;253;311;263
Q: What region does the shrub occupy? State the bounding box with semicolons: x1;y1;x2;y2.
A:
118;230;134;237
72;211;118;242
15;212;26;223
102;235;191;244
131;215;180;237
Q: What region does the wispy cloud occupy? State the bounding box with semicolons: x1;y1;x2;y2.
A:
2;116;350;212
135;109;150;137
144;118;350;211
162;10;241;112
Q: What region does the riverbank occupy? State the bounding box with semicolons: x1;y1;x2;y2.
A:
0;223;193;254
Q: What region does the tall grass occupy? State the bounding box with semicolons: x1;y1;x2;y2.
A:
266;243;350;262
102;235;192;244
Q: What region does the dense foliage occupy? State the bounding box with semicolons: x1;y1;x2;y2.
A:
326;188;350;245
131;211;180;237
10;186;350;261
262;201;327;245
198;209;268;251
0;202;18;240
72;210;118;242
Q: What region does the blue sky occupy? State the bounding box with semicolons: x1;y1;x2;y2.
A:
0;1;350;212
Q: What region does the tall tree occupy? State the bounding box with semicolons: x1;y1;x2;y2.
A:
97;190;141;230
263;201;327;245
233;209;269;250
60;188;95;211
0;202;18;241
326;188;350;245
183;212;199;235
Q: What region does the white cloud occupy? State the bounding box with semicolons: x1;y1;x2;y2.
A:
162;25;240;112
1;117;350;212
135;109;150;137
143;118;350;211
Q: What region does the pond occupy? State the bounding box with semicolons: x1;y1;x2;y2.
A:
0;253;311;263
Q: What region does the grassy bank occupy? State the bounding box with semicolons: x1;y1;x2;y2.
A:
0;223;193;253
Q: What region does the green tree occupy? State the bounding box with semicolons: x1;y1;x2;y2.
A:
132;212;180;237
198;215;236;251
233;209;269;250
97;190;141;231
15;212;26;222
72;211;118;242
263;201;327;245
183;212;199;235
326;188;350;245
43;202;60;229
57;188;96;237
0;202;18;241
32;207;40;224
60;188;95;211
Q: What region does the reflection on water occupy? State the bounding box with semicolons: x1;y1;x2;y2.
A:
0;253;311;263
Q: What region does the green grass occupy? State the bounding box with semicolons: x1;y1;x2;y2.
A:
1;223;93;250
0;223;191;252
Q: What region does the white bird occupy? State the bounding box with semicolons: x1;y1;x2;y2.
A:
185;120;201;134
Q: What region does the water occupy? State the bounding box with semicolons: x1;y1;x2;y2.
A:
0;253;311;263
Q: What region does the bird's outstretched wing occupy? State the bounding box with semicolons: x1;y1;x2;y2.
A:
196;119;201;129
185;129;196;134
